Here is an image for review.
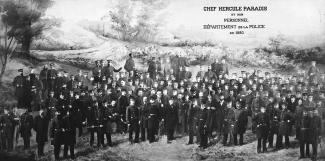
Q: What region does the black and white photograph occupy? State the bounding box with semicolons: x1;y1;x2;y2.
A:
0;0;324;161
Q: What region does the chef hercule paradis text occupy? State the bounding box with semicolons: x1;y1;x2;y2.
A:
204;6;268;12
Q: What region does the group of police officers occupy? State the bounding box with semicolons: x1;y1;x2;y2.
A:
1;53;324;161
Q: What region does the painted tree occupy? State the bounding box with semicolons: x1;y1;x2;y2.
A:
0;0;54;83
0;5;17;84
1;0;53;56
107;0;169;42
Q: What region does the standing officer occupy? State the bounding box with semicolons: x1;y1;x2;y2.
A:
47;63;58;91
19;109;33;149
223;102;235;146
165;99;178;143
187;99;199;145
278;103;292;149
92;60;101;85
254;107;269;153
102;101;113;146
268;103;281;149
0;107;15;151
198;103;208;149
233;101;248;146
34;109;49;156
88;101;104;147
63;111;75;159
139;96;148;141
13;69;26;109
148;57;157;79
50;111;67;160
124;53;135;74
147;96;160;143
309;109;321;161
103;59;122;79
126;97;140;143
299;110;311;159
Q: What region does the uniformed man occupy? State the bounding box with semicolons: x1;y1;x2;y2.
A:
102;101;113;146
103;59;122;79
254;106;269;153
40;64;49;90
233;101;248;146
198;103;208;149
47;63;58;91
13;69;26;109
126;97;140;143
307;61;319;85
268;103;281;149
117;89;129;133
92;60;102;85
34;108;50;156
299;110;311;159
148;57;157;79
124;53;135;73
50;111;67;160
19;109;33;149
63;111;75;159
139;96;148;141
165;99;178;143
88;101;104;147
147;96;160;143
0;107;15;151
187;99;199;144
223;102;235;146
309;109;321;161
278;103;292;149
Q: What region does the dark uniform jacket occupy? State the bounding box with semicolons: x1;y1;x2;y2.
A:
126;105;140;124
124;58;135;72
165;103;178;129
309;115;321;143
147;103;160;129
34;114;49;143
254;112;270;138
12;75;26;98
278;109;292;136
223;107;236;134
50;115;69;145
234;107;248;134
20;112;34;138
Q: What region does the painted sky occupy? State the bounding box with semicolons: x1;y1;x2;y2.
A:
46;0;325;48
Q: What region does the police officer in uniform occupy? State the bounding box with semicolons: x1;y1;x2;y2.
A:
147;96;160;143
309;109;321;161
198;103;208;149
88;101;104;147
19;109;33;149
187;99;199;144
47;63;58;92
102;100;113;146
299;110;311;159
165;99;178;143
13;69;26;109
50;111;68;160
103;59;122;79
126;97;140;143
124;53;135;74
254;107;269;153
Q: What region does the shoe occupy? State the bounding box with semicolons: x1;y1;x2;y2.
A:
298;156;305;159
